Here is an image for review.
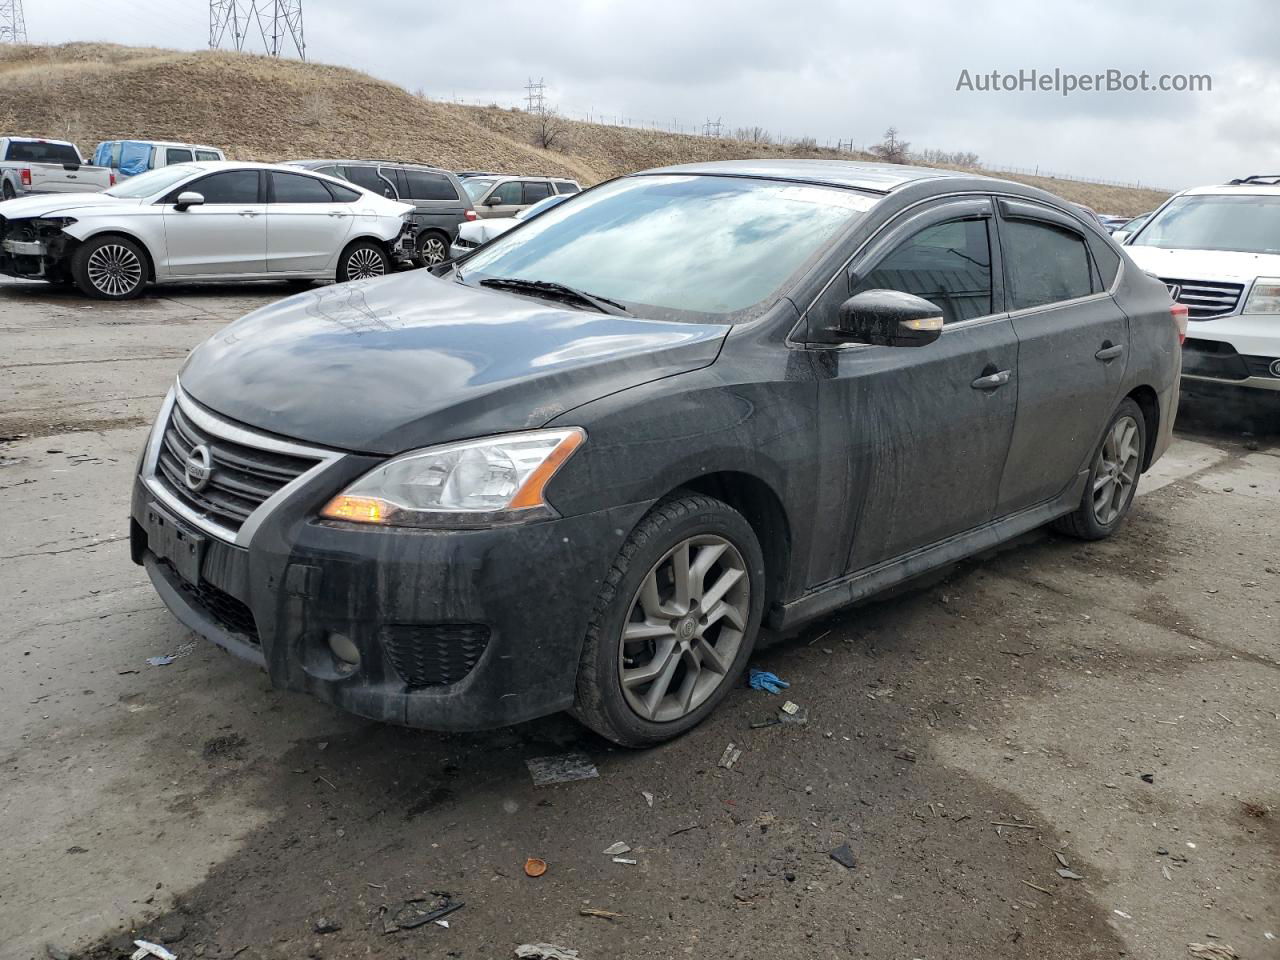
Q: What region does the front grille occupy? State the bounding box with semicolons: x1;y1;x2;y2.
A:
153;396;320;536
1160;277;1245;320
381;624;490;688
159;559;260;644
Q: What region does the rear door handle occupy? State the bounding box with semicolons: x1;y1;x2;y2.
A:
971;369;1011;390
239;210;259;218
327;211;350;218
1095;343;1124;361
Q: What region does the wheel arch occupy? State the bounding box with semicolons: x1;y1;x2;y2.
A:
69;228;158;281
667;470;793;614
1125;384;1160;471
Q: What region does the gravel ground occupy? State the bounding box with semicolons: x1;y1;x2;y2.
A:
1;278;1276;960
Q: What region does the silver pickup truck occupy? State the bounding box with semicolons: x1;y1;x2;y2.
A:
0;137;113;199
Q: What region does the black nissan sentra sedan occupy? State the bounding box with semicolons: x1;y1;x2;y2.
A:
130;160;1182;746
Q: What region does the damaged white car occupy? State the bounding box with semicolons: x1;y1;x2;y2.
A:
0;161;415;299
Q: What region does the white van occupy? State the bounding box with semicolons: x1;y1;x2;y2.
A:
91;140;226;180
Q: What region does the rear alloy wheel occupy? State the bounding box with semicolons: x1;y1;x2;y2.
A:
1051;397;1147;540
71;235;147;300
337;240;389;283
414;231;448;268
572;494;765;747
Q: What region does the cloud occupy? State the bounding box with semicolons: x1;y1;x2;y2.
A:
25;0;1280;188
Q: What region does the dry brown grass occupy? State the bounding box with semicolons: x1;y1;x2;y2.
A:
0;42;1169;215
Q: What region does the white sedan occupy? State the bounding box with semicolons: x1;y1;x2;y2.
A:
0;161;414;299
448;193;570;259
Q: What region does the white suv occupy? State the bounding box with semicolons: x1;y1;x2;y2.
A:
1124;175;1280;393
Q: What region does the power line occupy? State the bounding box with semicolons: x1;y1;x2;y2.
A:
0;0;27;44
209;0;305;59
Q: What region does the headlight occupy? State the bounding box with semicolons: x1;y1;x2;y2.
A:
1243;277;1280;314
320;427;585;528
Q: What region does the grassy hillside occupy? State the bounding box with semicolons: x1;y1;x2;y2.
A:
0;43;1170;215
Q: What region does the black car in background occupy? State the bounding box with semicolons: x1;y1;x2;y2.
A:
130;160;1182;747
288;159;473;266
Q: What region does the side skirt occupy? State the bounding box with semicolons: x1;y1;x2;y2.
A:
768;471;1087;632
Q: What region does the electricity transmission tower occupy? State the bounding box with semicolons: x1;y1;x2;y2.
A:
0;0;28;44
702;117;722;137
209;1;306;60
524;77;546;113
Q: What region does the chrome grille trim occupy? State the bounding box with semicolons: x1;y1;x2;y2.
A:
141;382;344;546
1158;276;1245;321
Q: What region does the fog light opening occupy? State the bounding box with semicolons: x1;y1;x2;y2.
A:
327;632;361;670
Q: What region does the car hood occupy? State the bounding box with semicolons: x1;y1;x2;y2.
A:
179;270;729;454
1125;245;1280;284
0;192;138;218
457;217;517;244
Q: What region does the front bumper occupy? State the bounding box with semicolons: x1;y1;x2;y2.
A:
1181;314;1280;392
131;462;651;731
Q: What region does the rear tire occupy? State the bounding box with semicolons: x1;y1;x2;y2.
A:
1051;397;1146;540
2;181;15;200
572;494;765;747
336;240;389;283
413;230;449;268
70;234;148;300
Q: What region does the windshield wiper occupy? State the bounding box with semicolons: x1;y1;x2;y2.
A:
478;277;631;316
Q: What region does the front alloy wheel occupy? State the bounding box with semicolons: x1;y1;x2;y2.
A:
619;535;750;722
416;233;448;267
572;493;765;747
71;235;148;300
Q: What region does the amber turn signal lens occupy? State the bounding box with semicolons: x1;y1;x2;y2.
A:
320;494;387;524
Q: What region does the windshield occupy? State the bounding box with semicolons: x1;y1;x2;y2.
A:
5;140;80;164
459;174;872;321
1131;194;1280;254
462;178;496;202
104;164;205;199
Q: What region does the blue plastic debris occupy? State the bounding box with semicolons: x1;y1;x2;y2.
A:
748;668;789;694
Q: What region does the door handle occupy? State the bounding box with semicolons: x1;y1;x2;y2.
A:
327;211;350;218
971;369;1011;390
238;210;259;218
1095;342;1124;362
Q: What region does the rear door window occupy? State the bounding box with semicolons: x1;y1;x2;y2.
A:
343;165;395;197
522;181;554;204
554;181;580;195
270;172;336;203
194;150;221;162
166;148;194;165
1002;219;1095;310
403;169;459;201
852;217;994;325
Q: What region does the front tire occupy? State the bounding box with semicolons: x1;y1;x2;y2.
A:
70;235;148;300
1051;397;1146;540
572;494;765;747
336;240;389;283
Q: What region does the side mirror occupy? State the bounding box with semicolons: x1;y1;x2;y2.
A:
831;289;944;347
174;191;205;211
485;195;506;206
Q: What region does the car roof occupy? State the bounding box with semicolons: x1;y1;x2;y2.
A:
292;158;456;174
473;174;578;184
1182;180;1280;197
639;159;985;195
104;139;221;150
5;136;75;144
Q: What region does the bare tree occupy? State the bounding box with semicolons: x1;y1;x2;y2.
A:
869;126;910;164
789;135;818;152
532;106;568;151
913;147;981;168
733;126;774;145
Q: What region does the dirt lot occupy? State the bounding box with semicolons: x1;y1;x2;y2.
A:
1;278;1277;960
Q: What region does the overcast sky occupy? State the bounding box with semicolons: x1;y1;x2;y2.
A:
24;0;1280;190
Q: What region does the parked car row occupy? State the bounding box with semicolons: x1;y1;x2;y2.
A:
0;130;584;295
